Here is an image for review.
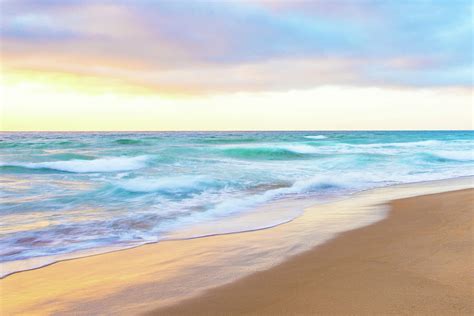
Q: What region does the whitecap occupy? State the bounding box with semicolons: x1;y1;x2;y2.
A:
429;150;473;161
0;156;150;173
304;135;328;139
278;144;320;154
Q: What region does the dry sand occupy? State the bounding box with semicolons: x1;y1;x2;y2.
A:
155;189;474;315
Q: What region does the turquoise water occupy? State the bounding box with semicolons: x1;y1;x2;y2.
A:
1;131;473;271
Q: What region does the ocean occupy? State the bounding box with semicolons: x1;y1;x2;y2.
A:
1;131;473;275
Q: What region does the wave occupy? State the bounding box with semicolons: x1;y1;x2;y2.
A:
222;147;304;160
204;175;349;218
304;135;328;139
353;140;442;148
280;144;321;154
220;139;450;159
305;140;454;156
221;144;320;159
0;156;150;173
427;150;473;162
116;175;219;193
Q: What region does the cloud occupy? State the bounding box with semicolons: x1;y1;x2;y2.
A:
1;0;472;93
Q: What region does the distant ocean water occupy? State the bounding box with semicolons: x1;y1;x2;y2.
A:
1;131;473;273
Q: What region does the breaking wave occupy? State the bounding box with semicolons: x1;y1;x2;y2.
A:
116;175;219;193
426;150;473;162
221;144;321;159
0;156;150;173
304;135;328;139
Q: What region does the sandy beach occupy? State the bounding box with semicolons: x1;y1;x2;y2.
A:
157;189;474;315
1;183;473;315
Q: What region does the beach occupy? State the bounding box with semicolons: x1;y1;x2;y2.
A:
157;188;474;315
1;179;473;315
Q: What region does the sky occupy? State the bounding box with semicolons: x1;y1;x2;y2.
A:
1;0;472;131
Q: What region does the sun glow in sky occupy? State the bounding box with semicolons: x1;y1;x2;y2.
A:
1;0;473;131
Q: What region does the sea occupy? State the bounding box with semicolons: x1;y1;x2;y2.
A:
1;131;473;276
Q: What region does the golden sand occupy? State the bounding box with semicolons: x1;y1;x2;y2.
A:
157;189;474;315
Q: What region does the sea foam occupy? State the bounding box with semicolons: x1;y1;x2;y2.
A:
203;175;350;218
0;156;150;173
117;175;218;193
429;150;473;161
304;135;328;139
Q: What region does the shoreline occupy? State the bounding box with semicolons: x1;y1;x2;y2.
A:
2;175;472;279
156;188;474;315
1;177;473;314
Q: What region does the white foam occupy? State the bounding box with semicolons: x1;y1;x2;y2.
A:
0;156;150;173
304;135;328;139
278;144;320;154
204;175;350;218
354;140;441;148
430;150;473;161
117;176;216;193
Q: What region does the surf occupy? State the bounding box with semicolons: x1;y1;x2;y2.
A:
0;155;150;173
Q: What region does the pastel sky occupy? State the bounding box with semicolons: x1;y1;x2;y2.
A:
1;0;472;131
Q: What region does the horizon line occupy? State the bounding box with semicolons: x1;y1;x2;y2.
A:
1;129;473;133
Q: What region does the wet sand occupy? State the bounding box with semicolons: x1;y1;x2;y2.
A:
156;189;474;315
